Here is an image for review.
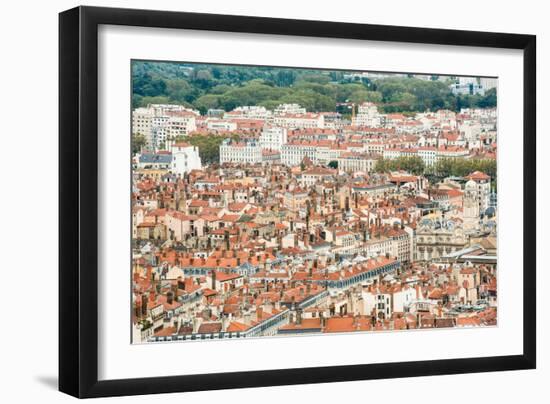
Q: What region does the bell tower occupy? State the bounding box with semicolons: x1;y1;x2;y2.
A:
463;180;479;231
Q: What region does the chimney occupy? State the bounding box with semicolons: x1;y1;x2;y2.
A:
172;283;179;302
141;293;148;316
244;310;251;325
296;308;302;325
225;230;230;250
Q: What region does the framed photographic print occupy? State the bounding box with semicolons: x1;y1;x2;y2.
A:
59;6;536;398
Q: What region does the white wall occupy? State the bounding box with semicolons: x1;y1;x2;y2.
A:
0;0;547;403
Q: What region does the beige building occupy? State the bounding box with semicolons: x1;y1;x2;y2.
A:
415;217;467;261
337;152;380;173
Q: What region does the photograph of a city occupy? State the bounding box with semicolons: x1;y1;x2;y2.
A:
131;61;497;344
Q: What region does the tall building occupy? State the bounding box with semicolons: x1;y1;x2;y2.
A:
166;111;197;139
466;171;491;213
132;107;154;148
479;77;498;91
463;180;480;232
132;104;199;150
170;142;202;175
352;102;381;127
260;126;288;151
280;142;318;166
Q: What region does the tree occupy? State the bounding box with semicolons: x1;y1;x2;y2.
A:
434;158;497;181
300;74;331;84
166;79;198;103
275;70;297;87
182;134;241;163
191;69;214;89
135;96;171;107
348;90;383;104
328;161;338;169
375;157;425;175
132;133;147;154
131;61;497;114
479;88;497;108
132;73;167;97
433;158;454;178
194;94;220;114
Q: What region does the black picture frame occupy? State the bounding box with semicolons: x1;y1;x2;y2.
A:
59;5;536;398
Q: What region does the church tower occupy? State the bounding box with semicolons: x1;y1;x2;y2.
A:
463;180;479;232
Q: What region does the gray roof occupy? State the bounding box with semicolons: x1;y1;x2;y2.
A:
139;153;172;164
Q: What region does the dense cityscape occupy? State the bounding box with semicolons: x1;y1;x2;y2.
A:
131;64;497;343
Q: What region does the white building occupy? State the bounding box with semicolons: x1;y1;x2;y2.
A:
219;139;263;164
459;121;482;142
479;77;498;91
272;113;325;129
362;288;392;320
132;107;154;147
132;104;200;150
463;180;480;231
206;119;238;132
316;145;343;165
365;142;385;155
392;286;416;312
280;142;318;166
418;147;437;167
151;116;170;149
450;81;485;96
363;236;397;259
170;142;202;175
149;104;200;116
436;146;469;160
383;148;403;160
298;167;336;187
337;152;379;173
352;102;381;127
225;106;272;120
465;171;492;213
259;126;287;151
274;103;306;115
166;111;197;138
